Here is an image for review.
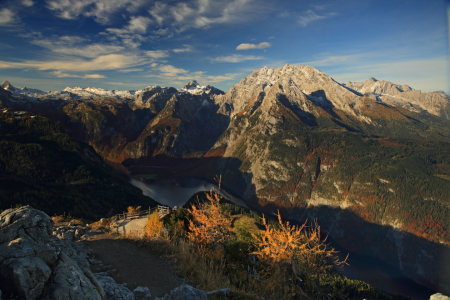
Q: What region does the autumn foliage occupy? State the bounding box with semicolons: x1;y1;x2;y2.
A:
251;212;347;299
188;180;233;249
145;210;164;239
127;205;141;214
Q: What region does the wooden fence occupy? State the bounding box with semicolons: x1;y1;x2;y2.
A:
114;205;175;221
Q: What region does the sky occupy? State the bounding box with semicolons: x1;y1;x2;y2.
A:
0;0;449;93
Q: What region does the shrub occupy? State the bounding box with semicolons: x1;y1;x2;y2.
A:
146;210;164;239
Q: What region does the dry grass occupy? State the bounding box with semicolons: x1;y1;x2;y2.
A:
51;213;86;226
125;234;233;292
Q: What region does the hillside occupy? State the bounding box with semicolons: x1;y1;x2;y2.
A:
0;108;159;220
1;65;450;293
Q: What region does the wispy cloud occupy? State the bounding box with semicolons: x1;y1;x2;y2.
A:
53;71;106;79
22;0;34;7
31;36;125;58
236;42;271;50
173;44;194;53
298;10;336;27
145;50;170;59
0;54;149;72
45;0;148;24
0;8;17;26
209;54;264;63
84;74;105;79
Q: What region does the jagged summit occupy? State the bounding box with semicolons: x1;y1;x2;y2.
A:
179;81;224;96
1;80;15;92
183;80;200;90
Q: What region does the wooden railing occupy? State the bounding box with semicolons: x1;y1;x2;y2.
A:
114;205;176;221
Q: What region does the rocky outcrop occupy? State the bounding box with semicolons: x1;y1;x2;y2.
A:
0;206;106;300
154;284;230;300
430;294;450;300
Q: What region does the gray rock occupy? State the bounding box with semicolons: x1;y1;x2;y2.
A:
0;238;56;266
0;206;53;244
44;252;102;300
154;285;208;300
58;230;75;240
0;256;51;300
133;286;151;299
206;288;231;299
96;275;135;300
75;228;84;237
431;294;450;300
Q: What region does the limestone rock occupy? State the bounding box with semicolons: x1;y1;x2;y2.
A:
44;251;102;300
96;275;135;300
0;206;53;244
0;256;51;300
133;286;151;299
430;293;450;300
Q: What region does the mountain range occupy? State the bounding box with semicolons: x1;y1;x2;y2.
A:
1;64;450;294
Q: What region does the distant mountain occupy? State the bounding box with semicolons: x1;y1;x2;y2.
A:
346;77;450;119
1;67;450;293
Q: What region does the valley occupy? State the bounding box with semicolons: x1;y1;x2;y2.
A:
1;64;450;297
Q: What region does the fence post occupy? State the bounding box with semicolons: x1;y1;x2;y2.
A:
123;211;126;220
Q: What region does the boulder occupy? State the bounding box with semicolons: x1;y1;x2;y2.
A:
44;251;102;300
0;206;53;244
133;286;151;299
431;294;450;300
0;256;51;299
96;275;135;300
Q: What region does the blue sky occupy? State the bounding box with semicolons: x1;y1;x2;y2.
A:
0;0;448;93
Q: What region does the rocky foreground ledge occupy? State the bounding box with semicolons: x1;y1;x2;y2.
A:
0;206;231;300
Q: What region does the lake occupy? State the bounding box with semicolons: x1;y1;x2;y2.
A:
129;177;249;208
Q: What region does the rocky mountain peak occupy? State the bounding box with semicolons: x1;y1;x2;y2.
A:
1;80;15;92
183;80;200;90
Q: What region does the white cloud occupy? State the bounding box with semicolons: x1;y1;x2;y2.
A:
268;36;275;39
209;54;264;63
53;71;105;79
0;54;148;72
31;36;125;58
156;64;189;76
45;0;149;24
107;82;127;85
84;74;105;78
0;8;16;26
22;0;34;7
145;50;169;59
147;0;269;34
236;42;271;50
127;16;152;34
118;68;143;73
298;10;336;27
173;45;194;53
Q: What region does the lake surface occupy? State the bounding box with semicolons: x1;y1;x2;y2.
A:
130;177;436;300
129;177;248;208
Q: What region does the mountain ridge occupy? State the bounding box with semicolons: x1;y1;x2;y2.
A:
1;65;450;294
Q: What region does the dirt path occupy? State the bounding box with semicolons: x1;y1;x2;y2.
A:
83;232;185;298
